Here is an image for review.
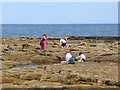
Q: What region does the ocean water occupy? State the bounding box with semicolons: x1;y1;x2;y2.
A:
2;24;118;38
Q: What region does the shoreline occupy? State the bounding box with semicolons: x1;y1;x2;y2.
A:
1;36;119;40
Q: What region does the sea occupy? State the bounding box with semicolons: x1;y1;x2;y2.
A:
1;24;118;38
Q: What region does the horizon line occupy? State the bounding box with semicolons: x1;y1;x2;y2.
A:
1;23;118;25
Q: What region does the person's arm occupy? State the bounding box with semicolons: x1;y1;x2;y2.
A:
60;39;62;45
76;56;80;59
43;36;46;40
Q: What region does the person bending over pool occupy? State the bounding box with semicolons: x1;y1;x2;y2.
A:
60;38;67;47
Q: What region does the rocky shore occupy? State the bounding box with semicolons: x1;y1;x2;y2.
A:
1;37;119;89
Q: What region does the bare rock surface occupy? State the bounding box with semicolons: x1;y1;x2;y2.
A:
1;38;119;89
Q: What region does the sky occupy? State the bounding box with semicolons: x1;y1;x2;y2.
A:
1;0;119;2
1;1;118;24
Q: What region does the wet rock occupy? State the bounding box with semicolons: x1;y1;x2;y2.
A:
20;72;43;80
102;48;110;52
2;77;15;83
56;55;64;61
97;80;103;85
19;49;29;52
46;53;53;56
22;43;30;49
59;73;79;85
39;53;46;56
4;48;9;51
70;48;79;51
49;73;61;82
48;50;54;52
7;45;10;48
59;73;98;85
45;65;62;73
23;80;41;87
104;80;118;86
80;42;87;46
52;45;58;48
90;44;96;47
23;80;63;88
53;42;59;45
12;80;25;85
39;52;52;56
0;56;4;61
40;72;52;81
100;53;113;56
118;42;120;45
13;44;18;46
31;55;56;64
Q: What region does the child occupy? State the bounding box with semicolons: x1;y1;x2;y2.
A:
61;50;75;64
76;52;86;62
61;50;72;64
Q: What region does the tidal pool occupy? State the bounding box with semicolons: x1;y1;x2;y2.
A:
12;65;40;69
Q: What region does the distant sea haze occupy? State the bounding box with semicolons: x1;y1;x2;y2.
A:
2;24;118;38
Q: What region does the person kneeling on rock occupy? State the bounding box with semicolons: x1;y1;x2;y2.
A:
76;52;86;62
61;50;75;64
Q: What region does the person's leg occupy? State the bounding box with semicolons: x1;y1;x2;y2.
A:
41;44;44;50
61;61;67;64
41;41;46;51
78;59;82;62
63;43;67;51
79;58;85;62
61;43;65;51
44;41;46;50
82;58;86;62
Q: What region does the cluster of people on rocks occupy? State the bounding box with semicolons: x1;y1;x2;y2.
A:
61;50;86;64
40;34;86;64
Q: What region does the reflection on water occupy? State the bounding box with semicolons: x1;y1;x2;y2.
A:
12;65;39;69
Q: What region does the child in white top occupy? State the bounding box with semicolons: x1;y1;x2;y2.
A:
61;50;72;64
65;52;72;63
76;52;86;62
